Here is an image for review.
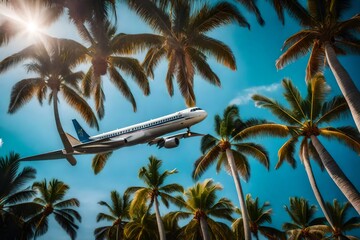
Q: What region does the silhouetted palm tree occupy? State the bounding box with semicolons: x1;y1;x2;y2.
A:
276;0;360;132
283;197;327;239
0;38;99;165
0;152;37;240
29;179;81;240
126;156;183;240
126;0;249;106
170;179;234;240
193;105;269;240
94;190;131;240
239;75;360;214
232;194;286;240
325;199;360;240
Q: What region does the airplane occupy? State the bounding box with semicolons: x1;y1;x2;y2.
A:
20;107;208;166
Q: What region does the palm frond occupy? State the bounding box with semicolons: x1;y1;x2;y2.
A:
92;152;113;175
233;142;269;170
8;78;45;114
252;94;301;125
110;56;150;96
127;0;172;35
191;34;237;71
276;32;315;70
188;47;221;86
61;84;99;130
317;96;349;124
189;1;249;34
306;40;325;81
234;123;289;141
142;46;166;79
277;137;298;169
112;33;163;55
192;145;221;180
108;65;137;112
282;78;306;120
319;127;360;154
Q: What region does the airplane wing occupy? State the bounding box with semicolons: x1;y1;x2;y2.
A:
148;131;204;148
20;150;66;161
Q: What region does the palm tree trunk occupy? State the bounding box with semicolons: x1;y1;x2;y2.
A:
300;143;334;229
153;197;166;240
199;217;211;240
52;90;76;165
226;148;251;240
310;135;360;214
324;42;360;133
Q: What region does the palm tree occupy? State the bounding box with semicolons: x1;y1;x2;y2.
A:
170;179;234;240
0;152;37;240
232;194;286;240
283;197;327;240
0;38;99;165
75;19;150;119
94;190;131;240
193;104;269;240
29;178;81;240
239;75;360;214
275;0;360;132
325;199;360;240
123;202;159;240
126;156;184;240
126;0;249;106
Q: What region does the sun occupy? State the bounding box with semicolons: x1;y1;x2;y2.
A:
26;21;40;34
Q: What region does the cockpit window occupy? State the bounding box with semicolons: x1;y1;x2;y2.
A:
190;107;202;112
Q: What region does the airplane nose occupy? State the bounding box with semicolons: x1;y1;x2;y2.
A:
200;111;207;120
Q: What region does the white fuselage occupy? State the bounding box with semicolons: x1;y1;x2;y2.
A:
73;107;207;154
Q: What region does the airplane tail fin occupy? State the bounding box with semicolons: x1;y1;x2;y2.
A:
72;119;90;143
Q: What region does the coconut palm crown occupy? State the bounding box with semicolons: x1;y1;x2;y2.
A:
276;0;360;132
237;75;360;214
126;0;249;106
94;190;131;240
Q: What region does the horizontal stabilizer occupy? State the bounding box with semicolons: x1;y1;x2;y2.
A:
20;150;65;161
20;150;77;166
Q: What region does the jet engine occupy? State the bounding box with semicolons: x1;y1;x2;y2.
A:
163;137;180;148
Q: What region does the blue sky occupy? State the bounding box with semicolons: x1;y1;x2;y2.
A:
0;1;359;239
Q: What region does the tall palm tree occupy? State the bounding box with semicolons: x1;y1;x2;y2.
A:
238;75;360;214
126;0;249;106
275;0;360;132
193;105;269;240
29;178;81;240
232;194;286;240
0;152;37;240
126;156;184;240
94;190;131;240
0;38;99;165
170;179;234;240
283;197;327;240
123;202;159;240
325;199;360;240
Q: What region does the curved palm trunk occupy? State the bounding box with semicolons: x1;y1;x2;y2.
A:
153;197;166;240
300;144;334;229
199;217;210;240
52;90;76;165
324;42;360;133
310;135;360;214
226;149;251;240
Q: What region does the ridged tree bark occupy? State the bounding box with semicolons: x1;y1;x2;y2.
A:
324;42;360;133
226;149;251;240
301;143;334;229
310;135;360;214
199;217;210;240
154;197;166;240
